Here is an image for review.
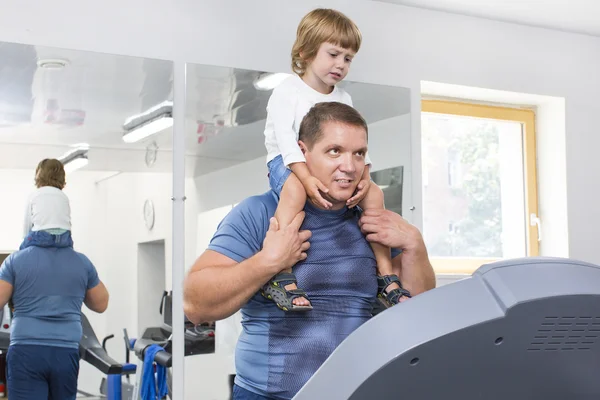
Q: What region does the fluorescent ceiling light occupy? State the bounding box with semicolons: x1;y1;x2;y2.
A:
59;145;89;174
63;155;88;174
122;115;173;143
123;101;173;144
254;73;292;91
123;101;173;127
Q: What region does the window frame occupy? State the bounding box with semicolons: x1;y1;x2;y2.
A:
421;99;539;274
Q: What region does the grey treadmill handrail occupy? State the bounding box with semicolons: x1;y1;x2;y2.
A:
132;338;173;368
293;256;600;399
79;313;124;375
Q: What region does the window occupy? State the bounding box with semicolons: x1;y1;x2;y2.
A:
421;100;539;274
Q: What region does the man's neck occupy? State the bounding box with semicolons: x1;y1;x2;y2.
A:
308;199;346;212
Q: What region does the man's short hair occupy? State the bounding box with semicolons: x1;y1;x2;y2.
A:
299;102;368;149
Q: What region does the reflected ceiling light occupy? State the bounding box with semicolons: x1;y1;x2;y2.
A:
63;156;89;174
69;143;90;150
59;146;88;174
37;58;69;70
123;101;173;143
254;73;292;91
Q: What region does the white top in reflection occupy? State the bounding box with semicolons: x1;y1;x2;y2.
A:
23;186;71;238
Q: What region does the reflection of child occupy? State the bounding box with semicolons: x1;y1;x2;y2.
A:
23;159;72;238
261;8;411;312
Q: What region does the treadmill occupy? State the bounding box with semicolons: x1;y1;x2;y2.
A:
0;305;11;351
293;257;600;400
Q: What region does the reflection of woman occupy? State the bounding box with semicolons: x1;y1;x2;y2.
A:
0;159;110;400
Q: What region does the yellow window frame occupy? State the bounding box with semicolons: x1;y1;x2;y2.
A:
421;99;539;274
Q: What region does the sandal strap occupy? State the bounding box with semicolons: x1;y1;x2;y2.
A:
378;274;412;303
263;273;311;301
285;288;311;301
271;272;298;285
378;274;401;292
386;287;412;304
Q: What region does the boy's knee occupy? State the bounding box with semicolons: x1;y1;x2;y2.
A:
283;174;306;198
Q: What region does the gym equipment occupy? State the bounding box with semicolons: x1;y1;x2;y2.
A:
0;305;11;351
80;313;140;399
0;288;214;399
159;290;215;356
294;257;600;400
0;305;10;398
79;291;215;399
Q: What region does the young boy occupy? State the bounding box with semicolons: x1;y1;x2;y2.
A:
23;158;72;237
262;8;411;311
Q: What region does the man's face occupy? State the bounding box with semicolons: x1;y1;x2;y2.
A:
301;121;367;210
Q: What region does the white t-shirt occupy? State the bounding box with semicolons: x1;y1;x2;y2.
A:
23;186;72;237
263;75;371;167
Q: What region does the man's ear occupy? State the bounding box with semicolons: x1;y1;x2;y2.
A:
298;140;308;154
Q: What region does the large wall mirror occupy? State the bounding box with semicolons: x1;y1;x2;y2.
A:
184;62;412;398
0;40;176;396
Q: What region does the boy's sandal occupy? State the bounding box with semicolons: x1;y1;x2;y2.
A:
377;274;412;308
260;272;313;312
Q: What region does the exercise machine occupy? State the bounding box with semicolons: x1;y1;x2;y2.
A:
159;290;215;356
0;305;11;397
293;257;600;400
80;313;138;399
80;313;172;400
79;290;215;399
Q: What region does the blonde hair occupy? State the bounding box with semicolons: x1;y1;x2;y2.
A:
291;8;362;76
35;159;66;189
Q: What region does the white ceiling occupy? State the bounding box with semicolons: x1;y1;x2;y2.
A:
0;41;411;177
376;0;600;37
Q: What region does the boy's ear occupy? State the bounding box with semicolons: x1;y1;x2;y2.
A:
298;140;308;154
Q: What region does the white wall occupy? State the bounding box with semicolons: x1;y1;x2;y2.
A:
2;0;600;397
1;0;597;262
0;170;36;252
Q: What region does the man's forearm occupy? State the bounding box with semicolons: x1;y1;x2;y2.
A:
394;239;436;296
184;252;275;323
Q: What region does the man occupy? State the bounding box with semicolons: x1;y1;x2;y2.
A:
0;158;110;400
184;102;436;400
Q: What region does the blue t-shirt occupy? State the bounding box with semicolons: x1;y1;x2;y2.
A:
208;191;400;399
0;231;100;349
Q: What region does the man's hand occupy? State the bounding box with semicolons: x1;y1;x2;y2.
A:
358;209;422;250
260;211;312;273
302;176;333;209
360;209;436;295
346;179;371;208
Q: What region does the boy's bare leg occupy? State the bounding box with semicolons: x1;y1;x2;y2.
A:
274;173;311;307
359;184;407;303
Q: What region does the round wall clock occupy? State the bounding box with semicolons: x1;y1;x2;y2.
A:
143;199;155;230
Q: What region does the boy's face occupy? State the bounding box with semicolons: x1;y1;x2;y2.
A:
305;42;355;92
